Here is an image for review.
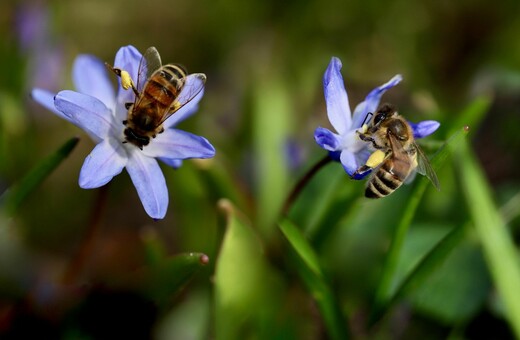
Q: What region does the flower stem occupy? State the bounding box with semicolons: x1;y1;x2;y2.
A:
281;155;332;216
62;184;110;284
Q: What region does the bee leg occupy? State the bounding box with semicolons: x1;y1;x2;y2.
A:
353;149;387;179
352;164;373;178
125;102;133;110
357;132;385;150
122;120;128;125
158;127;164;134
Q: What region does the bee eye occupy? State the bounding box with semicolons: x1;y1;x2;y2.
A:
374;112;386;125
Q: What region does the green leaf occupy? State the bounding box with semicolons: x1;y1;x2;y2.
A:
252;78;292;237
392;224;467;305
372;126;469;319
457;139;520;338
0;137;79;216
279;218;350;340
141;251;209;305
408;233;490;323
214;199;283;339
448;95;492;137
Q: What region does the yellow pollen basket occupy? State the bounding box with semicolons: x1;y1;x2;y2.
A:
120;70;135;90
172;101;181;112
365;149;386;168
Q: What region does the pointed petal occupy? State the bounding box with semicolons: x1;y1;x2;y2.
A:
323;57;351;134
73;55;115;110
126;151;168;219
54;90;118;140
142;129;215;160
409;120;441;139
79;139;127;188
31;88;73;122
163;75;205;129
314;126;342;152
352;74;403;128
159;158;183;169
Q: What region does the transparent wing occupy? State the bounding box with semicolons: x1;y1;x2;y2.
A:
158;73;207;125
136;47;162;92
414;142;441;190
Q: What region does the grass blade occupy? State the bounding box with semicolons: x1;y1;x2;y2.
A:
0;137;79;216
372;126;469;319
457;139;520;338
279;218;349;340
214;199;282;339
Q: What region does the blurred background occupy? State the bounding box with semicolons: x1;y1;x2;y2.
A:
1;0;520;338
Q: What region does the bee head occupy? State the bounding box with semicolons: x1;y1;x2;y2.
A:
374;103;397;126
124;127;150;149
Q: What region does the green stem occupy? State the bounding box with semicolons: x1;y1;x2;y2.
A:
62;183;110;284
281;155;332;216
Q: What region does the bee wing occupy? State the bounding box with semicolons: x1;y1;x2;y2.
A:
414;142;441;190
158;73;207;125
136;47;162;92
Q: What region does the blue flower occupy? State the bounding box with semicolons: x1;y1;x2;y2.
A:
314;57;440;179
31;46;215;219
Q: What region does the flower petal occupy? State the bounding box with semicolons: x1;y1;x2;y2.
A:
159;158;183;169
351;74;403;129
314;126;341;151
113;45;142;83
142;129;216;160
163;74;206;129
323;57;351;134
31;88;73;122
73;55;115;110
79;139;127;188
126;151;168;220
54;90;117;141
113;46;142;119
340;149;359;176
409;120;441;139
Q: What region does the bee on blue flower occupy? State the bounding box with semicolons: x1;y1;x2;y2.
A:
32;45;216;219
314;57;440;196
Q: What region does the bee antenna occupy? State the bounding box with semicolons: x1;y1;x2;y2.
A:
362;112;374;127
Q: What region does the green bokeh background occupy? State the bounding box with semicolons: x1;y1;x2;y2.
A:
1;0;520;338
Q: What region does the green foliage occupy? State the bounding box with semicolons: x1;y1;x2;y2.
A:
457;139;520;338
2;0;520;338
214;199;285;339
0;137;79;216
280;218;349;340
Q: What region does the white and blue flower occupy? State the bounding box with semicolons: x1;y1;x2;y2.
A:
32;45;215;219
315;57;439;179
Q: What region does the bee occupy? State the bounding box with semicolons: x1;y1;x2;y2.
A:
106;47;206;149
353;103;440;198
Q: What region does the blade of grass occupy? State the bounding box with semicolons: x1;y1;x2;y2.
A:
372;126;469;319
457;139;520;338
279;218;349;340
371;222;468;322
214;199;282;339
142;252;209;306
0;137;79;216
252;78;292;237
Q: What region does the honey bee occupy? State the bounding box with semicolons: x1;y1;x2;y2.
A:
353;103;440;198
106;47;206;149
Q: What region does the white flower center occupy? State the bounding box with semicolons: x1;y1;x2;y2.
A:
341;129;366;153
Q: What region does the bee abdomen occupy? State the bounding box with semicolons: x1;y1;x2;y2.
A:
365;166;403;198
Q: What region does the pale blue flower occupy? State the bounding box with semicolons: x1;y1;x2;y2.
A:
315;57;439;179
32;46;215;219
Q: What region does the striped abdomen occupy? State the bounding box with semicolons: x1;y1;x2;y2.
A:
365;155;414;198
142;64;187;110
